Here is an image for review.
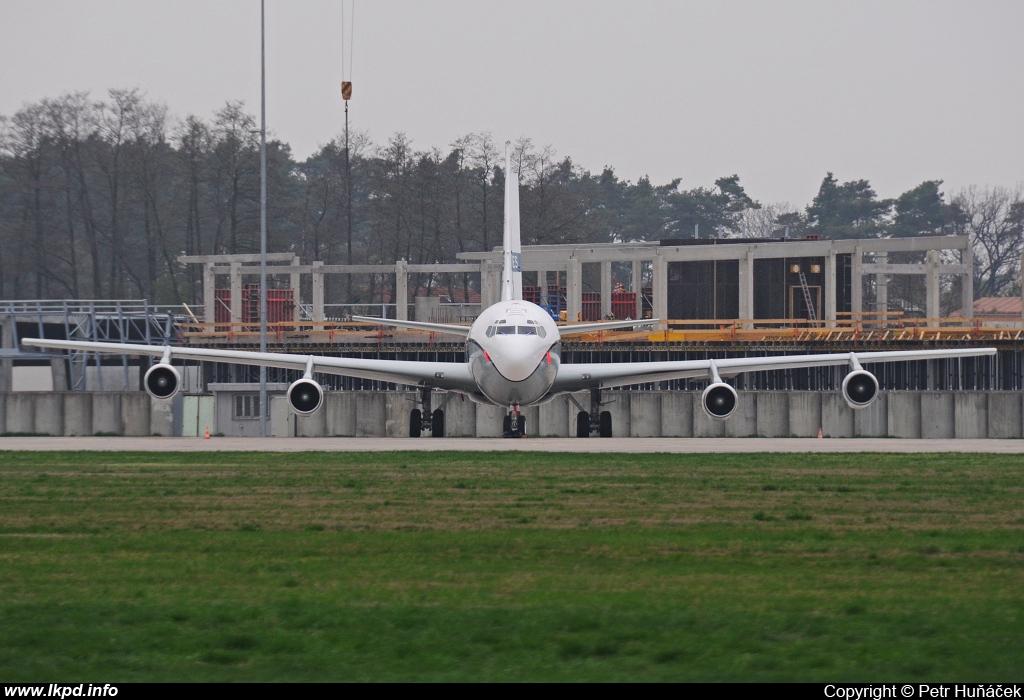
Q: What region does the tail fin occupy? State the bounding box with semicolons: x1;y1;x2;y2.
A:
501;140;523;301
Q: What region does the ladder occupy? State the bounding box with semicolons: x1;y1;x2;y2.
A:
797;271;817;322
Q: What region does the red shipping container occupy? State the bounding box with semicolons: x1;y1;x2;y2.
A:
611;291;637;320
243;285;295;326
214;289;231;329
581;292;601;322
214;286;295;333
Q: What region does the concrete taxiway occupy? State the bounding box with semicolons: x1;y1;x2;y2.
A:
0;436;1023;453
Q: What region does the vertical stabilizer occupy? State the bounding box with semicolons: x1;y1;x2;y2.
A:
501;141;523;301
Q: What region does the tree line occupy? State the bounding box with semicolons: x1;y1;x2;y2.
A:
1;89;1021;306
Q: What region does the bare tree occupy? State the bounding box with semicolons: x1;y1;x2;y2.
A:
209;102;259;254
518;142;592;246
124;96;182;301
42;92;104;296
735;202;801;238
468;133;500;252
953;186;1024;298
174;115;212;302
0;102;50;297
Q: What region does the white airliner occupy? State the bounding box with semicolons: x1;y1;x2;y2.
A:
24;143;995;438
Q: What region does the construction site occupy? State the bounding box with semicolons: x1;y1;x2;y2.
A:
2;234;1023;438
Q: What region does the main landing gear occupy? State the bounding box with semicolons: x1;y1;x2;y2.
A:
409;388;450;438
503;405;527;438
571;389;613;438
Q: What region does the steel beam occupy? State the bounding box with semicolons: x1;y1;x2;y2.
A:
861;263;969;275
179;253;294;264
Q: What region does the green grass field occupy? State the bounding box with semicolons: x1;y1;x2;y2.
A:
0;450;1022;681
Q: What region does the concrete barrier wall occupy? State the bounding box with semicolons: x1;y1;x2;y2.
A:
0;390;1021;439
788;393;822;437
64;393;93;436
988;392;1023;439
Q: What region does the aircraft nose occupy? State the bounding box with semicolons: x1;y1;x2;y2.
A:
491;335;546;381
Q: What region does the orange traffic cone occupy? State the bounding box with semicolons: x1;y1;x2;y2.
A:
204;426;211;440
817;427;823;439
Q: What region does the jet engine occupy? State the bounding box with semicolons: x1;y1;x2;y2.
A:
287;378;324;415
841;369;878;408
143;363;181;401
701;382;738;420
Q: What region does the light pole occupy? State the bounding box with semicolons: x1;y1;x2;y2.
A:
259;0;268;438
343;82;352;303
342;0;353;304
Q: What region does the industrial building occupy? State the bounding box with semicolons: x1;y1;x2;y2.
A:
175;235;974;327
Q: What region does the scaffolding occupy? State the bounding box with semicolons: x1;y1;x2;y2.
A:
0;300;177;391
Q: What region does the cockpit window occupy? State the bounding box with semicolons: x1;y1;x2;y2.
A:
487;323;546;337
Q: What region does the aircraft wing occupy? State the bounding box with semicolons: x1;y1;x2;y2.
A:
21;339;478;392
550;347;997;392
556;319;659;337
351;316;472;338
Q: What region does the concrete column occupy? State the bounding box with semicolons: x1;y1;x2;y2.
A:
479;262;493;308
652;254;668;327
539;270;548;307
290;256;302;322
311;260;325;323
480;261;502;308
0;316;13;393
962;246;974;318
926;250;940;326
600;261;612;319
824;251;837;327
229;262;242;324
738;250;754;327
203;263;216;326
493;263;503;303
632;260;643;319
875;252;888;325
851;246;862;320
395;259;409;320
566;257;582;322
50;358;69;392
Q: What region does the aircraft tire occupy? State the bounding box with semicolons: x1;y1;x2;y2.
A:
599;411;613;438
576;411;590;438
502;414;512;436
409;409;422;438
431;409;445;438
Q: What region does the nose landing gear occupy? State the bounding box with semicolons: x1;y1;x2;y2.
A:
502;404;527;438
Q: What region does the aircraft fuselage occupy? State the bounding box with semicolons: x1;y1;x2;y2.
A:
466;299;561;406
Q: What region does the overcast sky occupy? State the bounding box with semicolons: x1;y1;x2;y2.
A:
1;0;1021;206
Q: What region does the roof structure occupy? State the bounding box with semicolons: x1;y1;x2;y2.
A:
950;297;1023;318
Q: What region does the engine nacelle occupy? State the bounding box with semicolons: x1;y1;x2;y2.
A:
143;363;181;401
701;382;738;420
842;369;879;408
287;378;324;415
